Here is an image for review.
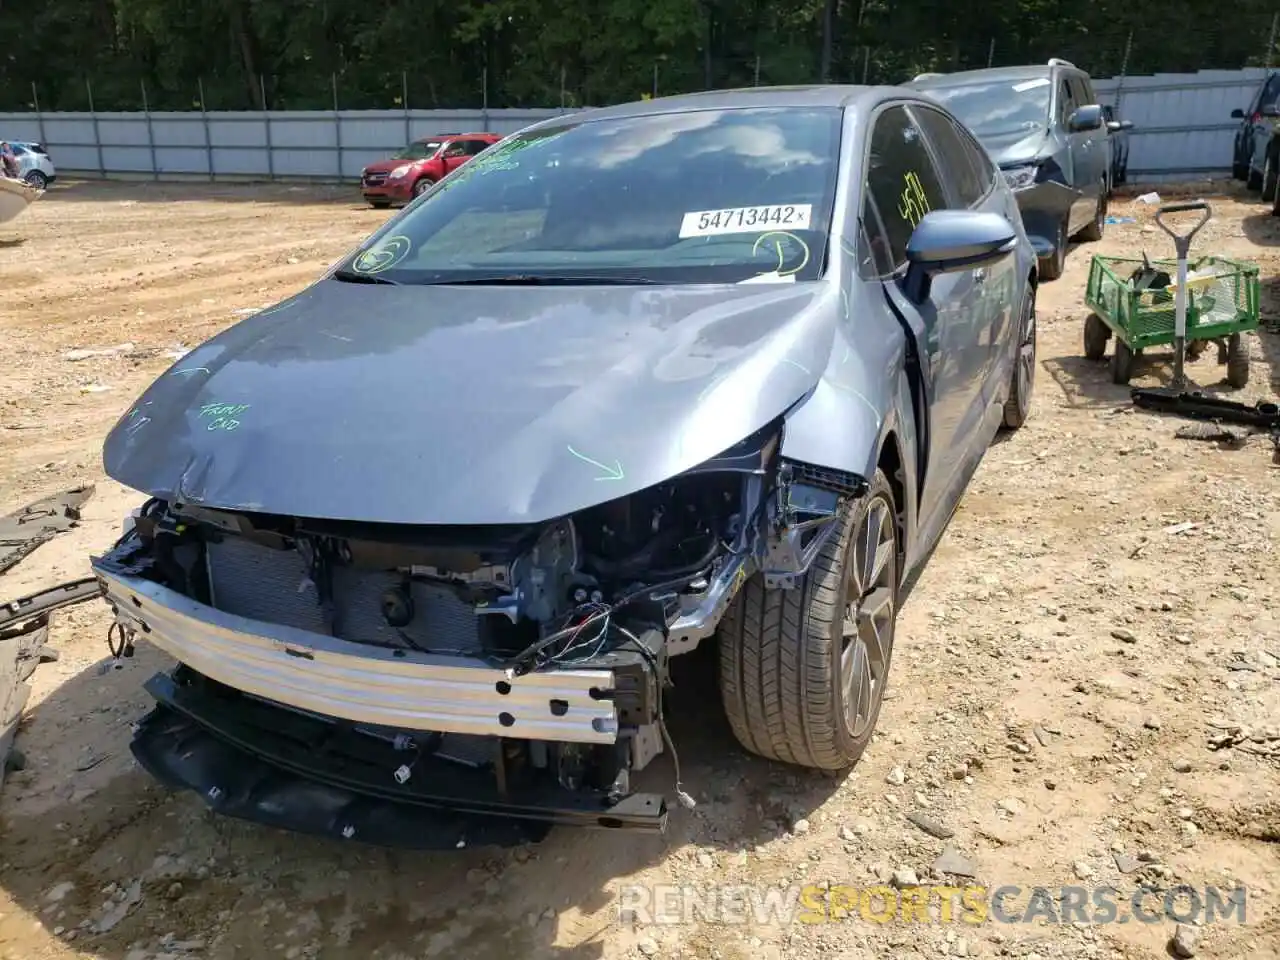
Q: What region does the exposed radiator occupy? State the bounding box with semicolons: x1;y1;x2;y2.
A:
206;536;484;654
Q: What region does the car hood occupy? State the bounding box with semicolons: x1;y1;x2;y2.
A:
104;278;852;526
362;157;426;174
975;127;1052;167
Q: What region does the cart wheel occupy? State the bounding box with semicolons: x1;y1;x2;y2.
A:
1226;333;1250;388
1110;339;1134;385
1083;313;1109;360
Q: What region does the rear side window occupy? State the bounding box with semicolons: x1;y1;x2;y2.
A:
1057;77;1079;124
1260;74;1280;112
1074;73;1097;105
865;105;949;268
908;104;989;207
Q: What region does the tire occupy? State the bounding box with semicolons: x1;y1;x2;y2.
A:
1271;181;1280;217
1084;312;1110;361
1110;338;1135;385
1248;165;1263;191
412;177;436;198
1226;333;1250;388
1077;183;1107;242
1038;219;1068;282
1263;151;1279;203
1233;159;1249;181
1002;282;1037;430
718;468;899;771
23;170;47;189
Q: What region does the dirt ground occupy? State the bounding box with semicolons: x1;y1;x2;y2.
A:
0;179;1278;960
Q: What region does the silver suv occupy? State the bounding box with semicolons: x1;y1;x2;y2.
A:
908;59;1111;281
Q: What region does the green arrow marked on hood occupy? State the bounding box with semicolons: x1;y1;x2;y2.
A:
566;444;625;481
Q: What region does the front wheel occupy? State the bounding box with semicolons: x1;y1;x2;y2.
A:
719;468;899;771
412;176;436;198
23;170;47;190
1263;151;1279;203
1002;282;1037;430
1038;219;1068;282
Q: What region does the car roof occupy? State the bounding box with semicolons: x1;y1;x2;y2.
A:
908;64;1065;89
552;84;900;125
414;132;499;142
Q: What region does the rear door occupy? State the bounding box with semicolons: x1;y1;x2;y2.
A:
1058;75;1095;231
864;103;986;534
1074;71;1111;194
1249;74;1280;176
907;102;1012;408
440;140;472;174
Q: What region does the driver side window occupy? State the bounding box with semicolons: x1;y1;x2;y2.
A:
442;142;468;158
864;105;949;269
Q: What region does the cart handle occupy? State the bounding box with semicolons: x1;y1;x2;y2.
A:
1155;200;1212;248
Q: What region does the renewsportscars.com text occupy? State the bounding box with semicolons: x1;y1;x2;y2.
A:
617;883;1248;927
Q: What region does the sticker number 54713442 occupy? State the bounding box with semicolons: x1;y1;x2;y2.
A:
679;204;813;238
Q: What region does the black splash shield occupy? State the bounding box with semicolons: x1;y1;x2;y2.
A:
132;671;668;851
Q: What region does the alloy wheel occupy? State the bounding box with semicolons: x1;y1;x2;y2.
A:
840;497;896;739
1017;291;1037;412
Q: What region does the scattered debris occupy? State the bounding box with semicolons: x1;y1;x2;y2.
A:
1175;422;1249;448
62;342;135;361
905;811;954;840
1170;921;1200;958
91;878;144;934
0;484;94;575
933;847;977;878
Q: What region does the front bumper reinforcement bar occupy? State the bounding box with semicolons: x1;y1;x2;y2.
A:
92;559;620;743
133;672;668;848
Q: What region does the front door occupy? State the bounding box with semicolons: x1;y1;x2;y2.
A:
863;104;988;538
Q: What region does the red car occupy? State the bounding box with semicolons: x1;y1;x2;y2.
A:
359;132;503;208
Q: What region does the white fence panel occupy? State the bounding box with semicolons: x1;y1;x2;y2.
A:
0;72;1270;182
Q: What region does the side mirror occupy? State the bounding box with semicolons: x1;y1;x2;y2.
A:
1231;108;1246;119
1067;104;1105;132
902;210;1017;305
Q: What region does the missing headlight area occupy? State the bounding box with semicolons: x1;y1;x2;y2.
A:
90;422;862;843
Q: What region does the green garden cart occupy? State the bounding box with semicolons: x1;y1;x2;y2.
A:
1082;200;1260;388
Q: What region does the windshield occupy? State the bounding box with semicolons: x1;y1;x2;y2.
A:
340;107;842;285
393;140;443;160
921;77;1051;138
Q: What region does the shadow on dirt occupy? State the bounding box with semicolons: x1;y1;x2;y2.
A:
0;601;843;959
0;237;26;248
1241;210;1280;248
1252;275;1280;396
36;179;382;213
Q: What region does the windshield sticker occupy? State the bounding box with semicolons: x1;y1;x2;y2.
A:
679;204;813;238
351;234;412;274
1012;77;1051;92
898;172;931;229
198;401;250;432
751;230;811;276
